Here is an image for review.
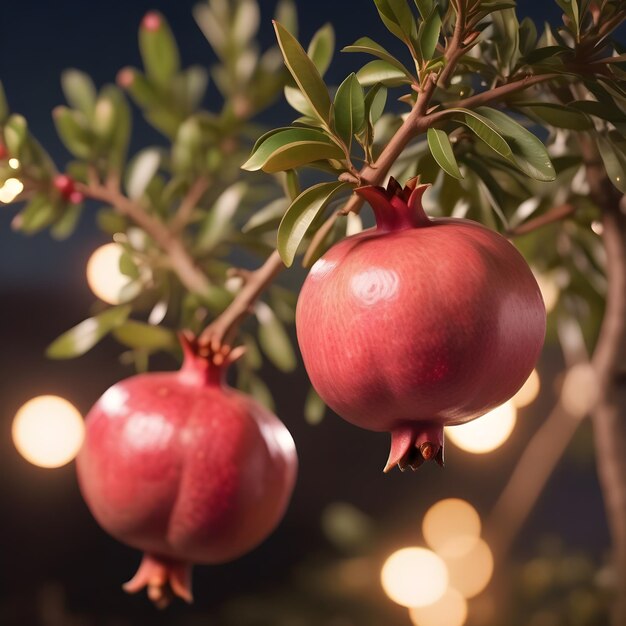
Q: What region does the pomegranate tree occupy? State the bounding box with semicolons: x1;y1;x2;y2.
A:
296;178;546;472
77;333;297;607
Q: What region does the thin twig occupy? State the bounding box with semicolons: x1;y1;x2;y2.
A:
506;204;576;237
170;177;210;234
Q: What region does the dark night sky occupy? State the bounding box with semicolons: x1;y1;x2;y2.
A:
0;2;613;625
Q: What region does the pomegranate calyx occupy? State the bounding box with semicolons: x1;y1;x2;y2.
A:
178;330;245;386
384;423;445;473
123;553;193;608
356;176;431;232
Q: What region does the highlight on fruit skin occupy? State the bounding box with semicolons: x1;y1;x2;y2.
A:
295;177;546;473
77;332;298;607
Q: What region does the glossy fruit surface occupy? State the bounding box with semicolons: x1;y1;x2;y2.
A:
77;335;297;606
296;178;545;471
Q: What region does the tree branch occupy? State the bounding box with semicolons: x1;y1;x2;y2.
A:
79;180;211;295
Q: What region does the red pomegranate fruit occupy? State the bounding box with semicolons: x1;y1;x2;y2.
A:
296;177;545;472
77;333;297;607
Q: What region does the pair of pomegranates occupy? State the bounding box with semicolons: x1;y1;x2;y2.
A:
77;177;545;605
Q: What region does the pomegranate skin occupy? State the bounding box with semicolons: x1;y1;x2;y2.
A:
77;337;297;605
296;178;546;471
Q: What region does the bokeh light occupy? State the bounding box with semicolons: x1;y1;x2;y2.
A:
423;499;481;558
446;401;517;454
513;369;540;408
86;243;132;305
442;538;494;599
8;158;20;169
561;364;598;419
0;177;24;203
409;587;468;626
381;547;448;608
12;395;84;468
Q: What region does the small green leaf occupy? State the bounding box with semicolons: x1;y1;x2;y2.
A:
233;0;260;45
139;12;181;88
285;169;301;200
596;135;626;194
273;21;331;124
197;182;247;251
4;114;27;156
46;305;132;359
256;302;297;372
275;0;298;37
305;386;326;425
413;0;434;18
427;128;463;179
15;195;56;234
278;181;350;266
112;321;177;350
97;208;127;235
51;204;82;240
418;7;442;62
61;70;97;118
242;198;288;233
242;128;342;172
333;73;365;147
476;107;556;181
52;106;93;159
517;102;592;130
373;0;417;44
356;60;412;87
125;148;161;199
307;23;335;77
448;108;513;159
342;37;415;80
248;372;275;410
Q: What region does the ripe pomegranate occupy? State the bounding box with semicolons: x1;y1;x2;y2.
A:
77;333;297;607
296;177;545;472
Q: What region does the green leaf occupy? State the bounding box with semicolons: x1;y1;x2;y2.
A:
242;128;343;172
125;148;161;199
256;302;297;372
596;135;626;194
52;106;93;159
275;0;298;37
233;0;260;45
46;305;132;359
112;321;177;350
342;37;415;80
357;84;388;160
356;60;413;87
277;181;350;266
4;114;27;156
333;73;365;147
97;208;127;235
197;182;246;251
373;0;417;44
51;204;82;240
242;198;289;233
273;21;331;124
61;69;97;119
417;7;442;62
307;23;335;77
305;386;326;425
285;169;301;200
448;108;513;159
491;8;520;72
413;0;434;18
476;107;556;181
517;102;592;130
284;85;317;118
248;372;275;411
139;12;181;88
427;128;463;179
0;82;8;123
15;195;56;234
518;17;538;57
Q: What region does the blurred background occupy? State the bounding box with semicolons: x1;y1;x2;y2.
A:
0;1;615;625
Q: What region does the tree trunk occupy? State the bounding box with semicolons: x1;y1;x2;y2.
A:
584;143;626;625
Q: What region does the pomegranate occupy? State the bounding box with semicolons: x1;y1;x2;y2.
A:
296;177;545;472
77;333;297;607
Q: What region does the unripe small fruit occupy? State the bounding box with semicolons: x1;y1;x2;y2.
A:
53;174;75;199
296;178;546;472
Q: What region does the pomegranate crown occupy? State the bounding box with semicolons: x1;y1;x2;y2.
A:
178;330;244;386
355;177;431;232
